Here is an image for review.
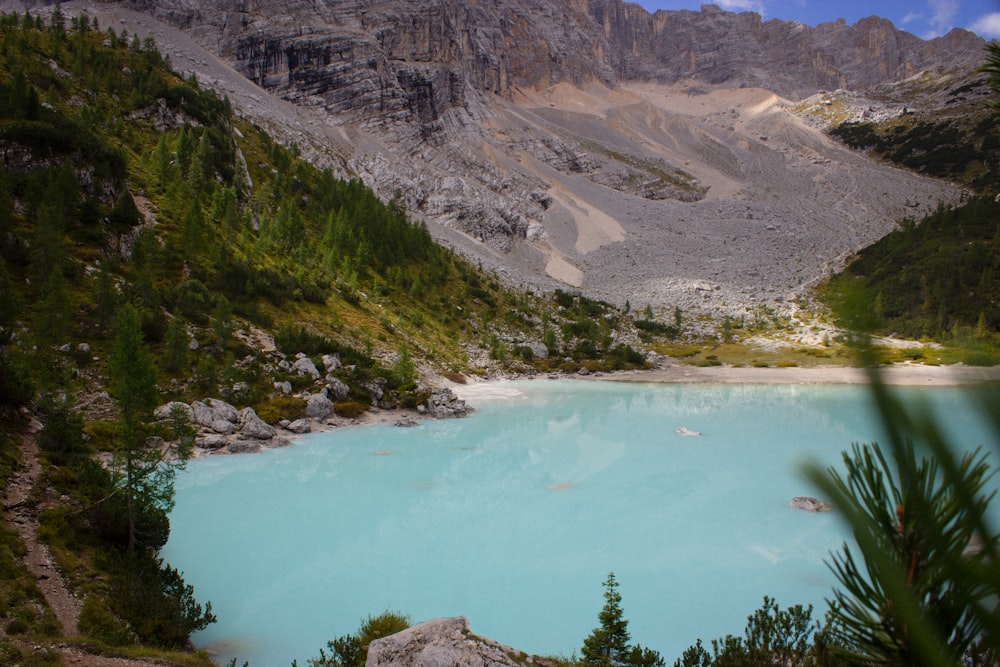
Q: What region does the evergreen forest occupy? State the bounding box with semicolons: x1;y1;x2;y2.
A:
823;48;1000;355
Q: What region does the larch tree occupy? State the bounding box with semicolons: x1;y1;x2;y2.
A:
582;572;632;667
109;303;191;553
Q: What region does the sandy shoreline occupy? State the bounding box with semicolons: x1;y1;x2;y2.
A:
588;362;1000;387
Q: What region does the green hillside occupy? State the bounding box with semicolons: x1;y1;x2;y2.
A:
0;11;649;662
822;48;1000;358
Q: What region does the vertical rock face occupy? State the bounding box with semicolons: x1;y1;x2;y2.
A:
121;0;983;138
590;4;984;97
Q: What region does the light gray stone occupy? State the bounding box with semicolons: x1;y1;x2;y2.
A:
362;379;386;402
210;418;236;435
425;388;469;419
154;401;193;421
789;496;833;512
292;356;321;380
327;378;350;401
228;439;261;454
190;400;214;427
238;407;277;439
322;353;342;371
196;434;229;450
306;393;334;420
274;380;293;394
366;617;525;667
206;398;239;423
287;418;312;434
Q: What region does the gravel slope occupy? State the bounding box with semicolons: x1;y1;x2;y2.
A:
11;1;969;318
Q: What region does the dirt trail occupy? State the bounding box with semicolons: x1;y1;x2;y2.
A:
3;419;82;637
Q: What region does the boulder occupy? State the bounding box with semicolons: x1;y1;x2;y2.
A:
789;496;833;512
228;439;261;454
195;434;229;450
286;418;312;434
206;398;239;423
327;378;351;401
210;418;236;435
238;407;277;440
366;617;526;667
306;393;334;420
190;400;215;427
292;356;321;380
322;353;342;372
362;379;386;402
274;380;293;395
425;388;469;419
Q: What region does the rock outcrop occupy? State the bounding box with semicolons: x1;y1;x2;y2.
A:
366;616;547;667
421;388;470;419
157;398;285;453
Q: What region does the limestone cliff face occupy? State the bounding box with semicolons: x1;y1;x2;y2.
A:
591;3;984;97
103;0;980;308
125;0;617;130
129;0;980;108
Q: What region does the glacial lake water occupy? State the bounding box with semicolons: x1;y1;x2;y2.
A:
163;379;997;666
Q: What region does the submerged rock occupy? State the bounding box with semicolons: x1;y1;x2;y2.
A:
789;496;833;512
196;434;229;450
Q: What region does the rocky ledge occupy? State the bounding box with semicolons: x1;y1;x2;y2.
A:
367;616;555;667
154;386;470;456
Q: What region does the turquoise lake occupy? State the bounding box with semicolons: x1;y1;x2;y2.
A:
162;380;997;666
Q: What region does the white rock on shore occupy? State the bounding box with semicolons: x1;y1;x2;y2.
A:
366;617;545;667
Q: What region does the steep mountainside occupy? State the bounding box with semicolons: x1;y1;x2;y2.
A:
28;0;982;314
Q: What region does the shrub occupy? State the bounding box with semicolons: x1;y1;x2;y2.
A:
442;371;466;384
306;611;410;667
963;350;999;366
79;594;134;646
254;396;307;424
334;401;368;419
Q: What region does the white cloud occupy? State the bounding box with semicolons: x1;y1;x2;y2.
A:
927;0;959;33
715;0;768;17
900;12;923;25
970;12;1000;38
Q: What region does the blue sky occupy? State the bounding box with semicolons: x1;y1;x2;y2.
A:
633;0;1000;39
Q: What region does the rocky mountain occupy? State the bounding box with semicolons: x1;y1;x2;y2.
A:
27;0;985;313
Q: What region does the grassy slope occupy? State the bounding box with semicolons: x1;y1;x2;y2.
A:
821;66;1000;360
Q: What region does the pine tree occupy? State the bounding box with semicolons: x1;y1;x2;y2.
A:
582;573;632;667
109;304;159;553
164;315;188;374
109;304;193;554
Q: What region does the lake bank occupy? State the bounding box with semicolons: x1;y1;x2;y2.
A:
575;362;1000;387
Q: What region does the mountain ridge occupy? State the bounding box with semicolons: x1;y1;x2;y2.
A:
22;0;982;313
